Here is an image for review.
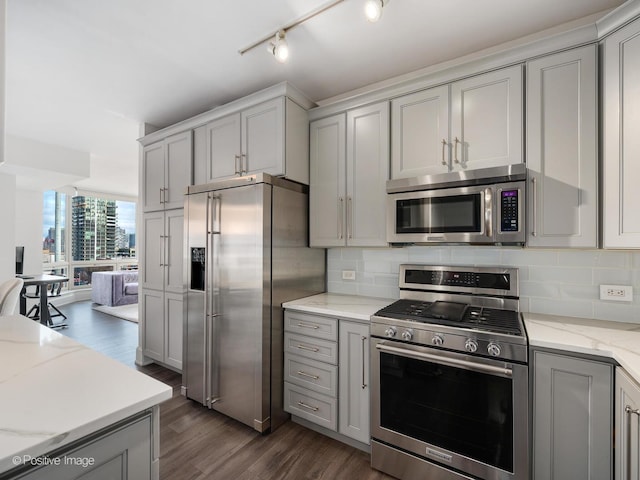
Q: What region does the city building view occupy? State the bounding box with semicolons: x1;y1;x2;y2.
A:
42;191;137;285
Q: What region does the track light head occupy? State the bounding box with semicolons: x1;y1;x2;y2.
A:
364;0;386;22
269;30;289;63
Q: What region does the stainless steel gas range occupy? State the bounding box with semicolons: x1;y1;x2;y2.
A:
370;264;529;480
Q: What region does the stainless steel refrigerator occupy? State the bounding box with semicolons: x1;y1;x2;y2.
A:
183;173;325;433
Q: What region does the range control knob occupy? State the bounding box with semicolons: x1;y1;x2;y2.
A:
384;327;397;338
432;334;444;346
401;329;413;341
487;342;501;357
464;339;478;353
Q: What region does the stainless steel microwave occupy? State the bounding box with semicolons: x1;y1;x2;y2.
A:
386;164;526;245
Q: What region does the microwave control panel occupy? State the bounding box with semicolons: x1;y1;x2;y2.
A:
500;189;520;232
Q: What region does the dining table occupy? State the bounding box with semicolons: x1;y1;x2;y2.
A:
18;274;69;327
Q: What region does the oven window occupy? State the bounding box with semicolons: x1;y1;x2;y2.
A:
379;352;513;472
395;194;482;234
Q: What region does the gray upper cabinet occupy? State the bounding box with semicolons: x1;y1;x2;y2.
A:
532;349;613;480
310;101;389;248
391;85;449;178
142;131;193;213
615;368;640;480
203;97;309;185
526;45;598;248
450;65;523;170
390;65;522;179
603;16;640;248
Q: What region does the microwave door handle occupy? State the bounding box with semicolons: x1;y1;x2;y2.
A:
485;188;493;238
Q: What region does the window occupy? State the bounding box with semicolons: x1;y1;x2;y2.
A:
42;190;137;288
71;196;136;261
43;191;67;263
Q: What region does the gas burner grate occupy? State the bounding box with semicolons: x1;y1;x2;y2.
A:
462;307;522;335
375;299;434;320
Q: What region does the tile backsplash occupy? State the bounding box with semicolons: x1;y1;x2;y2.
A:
327;246;640;324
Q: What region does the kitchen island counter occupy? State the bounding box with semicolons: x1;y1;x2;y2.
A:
524;312;640;384
0;314;172;477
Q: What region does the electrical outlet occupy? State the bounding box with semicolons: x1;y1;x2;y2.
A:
342;270;356;281
599;284;633;302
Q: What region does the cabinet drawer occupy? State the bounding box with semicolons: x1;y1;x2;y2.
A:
284;311;338;341
284;382;337;431
285;353;337;398
284;332;338;364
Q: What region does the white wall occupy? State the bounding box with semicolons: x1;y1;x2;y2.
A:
327;246;640;324
15;188;43;274
0;172;15;279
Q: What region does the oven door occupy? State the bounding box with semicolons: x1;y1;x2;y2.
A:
386;185;494;244
371;338;529;480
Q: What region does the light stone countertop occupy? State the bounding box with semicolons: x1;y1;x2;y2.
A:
524;312;640;384
283;293;640;385
283;293;395;322
0;315;172;474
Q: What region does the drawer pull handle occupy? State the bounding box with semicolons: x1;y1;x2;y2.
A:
296;344;320;353
297;370;320;380
297;322;320;330
297;401;319;412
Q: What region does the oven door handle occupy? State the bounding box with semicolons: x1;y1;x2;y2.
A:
375;343;513;378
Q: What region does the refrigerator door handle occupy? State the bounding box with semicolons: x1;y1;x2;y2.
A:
211;194;221;235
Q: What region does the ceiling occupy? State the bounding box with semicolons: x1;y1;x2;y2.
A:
5;0;625;197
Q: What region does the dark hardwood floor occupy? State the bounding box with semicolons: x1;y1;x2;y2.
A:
55;301;393;480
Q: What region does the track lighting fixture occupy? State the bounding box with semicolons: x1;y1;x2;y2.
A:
238;0;345;61
269;30;289;63
238;0;391;62
364;0;388;23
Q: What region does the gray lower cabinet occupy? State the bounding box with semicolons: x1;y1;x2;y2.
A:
283;310;371;447
615;368;640;480
5;412;154;480
284;312;339;431
532;349;613;480
338;320;369;445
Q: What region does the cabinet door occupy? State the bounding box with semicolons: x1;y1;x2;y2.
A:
142;142;165;212
603;17;640;248
141;212;165;291
165;291;183;370
164;209;184;294
207;113;241;181
391;85;450;178
615;368;640;480
346;101;389;247
527;45;598;248
164;131;193;209
241;97;285;176
338;321;369;444
310;113;347;247
451;65;523;170
142;288;164;362
14;414;152;480
533;350;612;480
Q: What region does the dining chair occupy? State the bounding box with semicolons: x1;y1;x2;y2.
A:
23;282;68;327
0;278;24;315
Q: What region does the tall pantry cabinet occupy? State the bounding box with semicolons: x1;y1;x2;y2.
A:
602;15;640;248
139;132;192;371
